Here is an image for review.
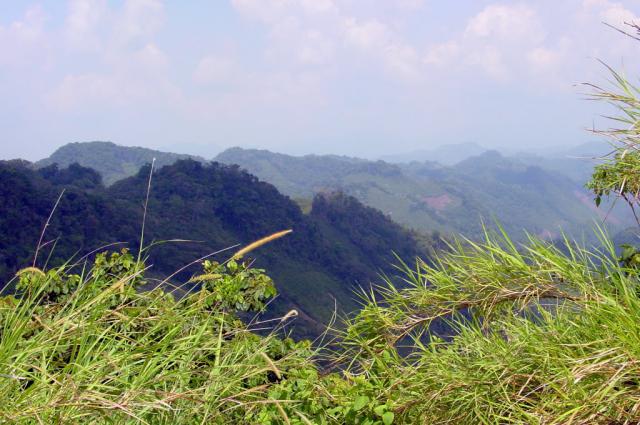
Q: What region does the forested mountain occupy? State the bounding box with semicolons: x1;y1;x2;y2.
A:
36;141;631;242
0;159;431;338
37;141;205;185
216;147;632;240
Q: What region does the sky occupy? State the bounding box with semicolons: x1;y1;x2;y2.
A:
0;0;639;161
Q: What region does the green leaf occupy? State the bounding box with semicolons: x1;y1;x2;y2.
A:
621;244;636;261
353;395;369;411
382;411;394;425
373;405;386;417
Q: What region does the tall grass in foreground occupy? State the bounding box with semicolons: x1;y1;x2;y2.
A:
0;248;318;424
5;229;640;423
335;230;640;423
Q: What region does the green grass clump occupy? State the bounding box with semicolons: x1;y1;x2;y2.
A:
0;249;316;424
332;230;640;423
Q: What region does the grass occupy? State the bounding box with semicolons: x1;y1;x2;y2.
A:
7;226;640;423
331;229;640;423
0;249;315;424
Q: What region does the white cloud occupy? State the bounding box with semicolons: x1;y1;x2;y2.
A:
47;42;179;111
383;43;421;80
396;0;426;10
527;46;560;70
343;17;391;50
231;0;336;22
298;0;337;15
65;0;108;50
583;0;640;26
8;5;47;41
50;73;117;109
47;0;176;112
421;3;549;81
193;56;237;85
297;30;334;65
424;41;460;66
114;0;165;46
465;3;543;43
0;5;48;67
230;0;421;79
231;0;291;22
526;37;572;76
342;17;421;80
468;45;508;80
133;43;169;72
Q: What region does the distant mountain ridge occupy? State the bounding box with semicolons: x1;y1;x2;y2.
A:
37;141;205;185
216;147;390;199
216;147;632;241
514;141;613;184
379;142;488;165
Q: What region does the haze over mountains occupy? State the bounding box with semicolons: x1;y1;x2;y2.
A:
37;141;629;232
32;141;632;242
379;142;489;165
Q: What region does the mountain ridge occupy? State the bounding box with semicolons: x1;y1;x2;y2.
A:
35;141;634;242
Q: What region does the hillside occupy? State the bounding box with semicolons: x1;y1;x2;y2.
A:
216;147;631;240
215;147;369;198
34;141;632;241
0;159;429;338
36;141;205;185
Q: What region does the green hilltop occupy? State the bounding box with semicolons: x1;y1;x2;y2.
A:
36;141;205;185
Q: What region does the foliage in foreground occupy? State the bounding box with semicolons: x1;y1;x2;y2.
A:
5;229;640;423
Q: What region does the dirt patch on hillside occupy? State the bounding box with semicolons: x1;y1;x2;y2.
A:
423;194;453;211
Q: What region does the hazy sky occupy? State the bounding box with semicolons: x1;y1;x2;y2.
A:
0;0;639;160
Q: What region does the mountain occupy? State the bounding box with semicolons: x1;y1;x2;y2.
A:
0;159;431;338
379;142;488;165
216;147;382;199
33;141;632;242
513;141;613;184
37;141;205;185
217;147;632;241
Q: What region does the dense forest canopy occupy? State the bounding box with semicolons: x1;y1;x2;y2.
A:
0;158;434;338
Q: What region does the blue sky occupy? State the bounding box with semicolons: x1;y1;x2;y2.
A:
0;0;639;160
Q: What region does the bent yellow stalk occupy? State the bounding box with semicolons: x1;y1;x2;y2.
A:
232;229;293;260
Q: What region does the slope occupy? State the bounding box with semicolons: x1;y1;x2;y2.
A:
217;147;627;240
0;160;428;338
